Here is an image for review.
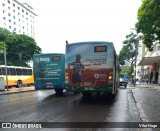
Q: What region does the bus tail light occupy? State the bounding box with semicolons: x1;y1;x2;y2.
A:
108;71;113;80
108;75;112;80
66;72;69;80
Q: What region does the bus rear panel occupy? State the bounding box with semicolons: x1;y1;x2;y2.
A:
65;41;119;95
33;53;65;91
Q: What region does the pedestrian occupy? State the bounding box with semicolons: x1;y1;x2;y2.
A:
146;78;148;84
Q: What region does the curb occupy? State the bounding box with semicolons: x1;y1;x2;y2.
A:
0;89;36;95
130;89;149;122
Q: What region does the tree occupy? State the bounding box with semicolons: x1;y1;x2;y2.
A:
119;32;139;65
0;41;7;65
0;28;42;66
136;0;160;51
0;28;12;41
0;41;7;53
118;32;140;78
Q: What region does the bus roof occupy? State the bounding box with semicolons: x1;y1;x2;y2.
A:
34;53;64;56
66;41;117;55
66;41;113;46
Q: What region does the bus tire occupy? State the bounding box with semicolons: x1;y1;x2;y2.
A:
82;92;91;98
17;80;22;88
55;89;63;96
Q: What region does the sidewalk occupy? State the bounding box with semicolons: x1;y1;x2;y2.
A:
129;84;160;123
0;86;35;95
128;83;160;89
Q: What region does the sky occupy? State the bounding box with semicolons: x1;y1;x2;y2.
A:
20;0;142;54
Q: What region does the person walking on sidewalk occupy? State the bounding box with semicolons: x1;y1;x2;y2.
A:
146;78;149;84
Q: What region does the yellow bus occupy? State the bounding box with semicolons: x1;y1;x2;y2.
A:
0;65;34;88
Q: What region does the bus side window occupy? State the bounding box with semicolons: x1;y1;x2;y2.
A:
9;68;16;75
0;67;2;75
22;69;27;75
27;69;32;75
2;67;9;75
16;68;22;75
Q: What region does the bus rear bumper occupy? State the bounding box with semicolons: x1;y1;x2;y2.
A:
66;86;113;94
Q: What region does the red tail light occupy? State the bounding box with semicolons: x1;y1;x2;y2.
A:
108;71;113;80
66;72;69;80
108;75;112;80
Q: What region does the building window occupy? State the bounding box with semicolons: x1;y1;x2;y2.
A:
3;10;5;13
14;22;16;25
8;0;10;4
13;3;15;7
18;12;20;15
8;6;10;10
13;16;15;19
13;9;15;12
22;9;24;13
8;13;11;16
9;19;11;22
2;3;5;6
18;6;20;10
3;17;6;20
9;25;11;29
26;12;28;15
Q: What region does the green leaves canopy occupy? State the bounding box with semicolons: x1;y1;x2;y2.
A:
119;32;139;65
0;28;42;66
118;32;140;79
136;0;160;51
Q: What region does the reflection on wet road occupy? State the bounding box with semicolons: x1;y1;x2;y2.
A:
0;88;141;130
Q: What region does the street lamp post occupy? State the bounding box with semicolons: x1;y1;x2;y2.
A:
4;52;9;91
134;44;138;86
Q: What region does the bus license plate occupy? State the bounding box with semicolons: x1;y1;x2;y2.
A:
84;87;94;90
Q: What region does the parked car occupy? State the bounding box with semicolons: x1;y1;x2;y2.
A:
119;78;128;88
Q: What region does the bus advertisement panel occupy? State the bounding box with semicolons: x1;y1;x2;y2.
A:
65;41;119;96
33;53;65;93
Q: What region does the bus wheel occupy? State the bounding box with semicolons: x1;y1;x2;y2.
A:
55;89;63;96
108;93;116;100
17;80;22;88
82;92;91;98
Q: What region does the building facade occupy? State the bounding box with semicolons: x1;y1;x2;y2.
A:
138;42;160;84
0;0;37;38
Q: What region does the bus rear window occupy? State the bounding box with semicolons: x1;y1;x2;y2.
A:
94;46;107;52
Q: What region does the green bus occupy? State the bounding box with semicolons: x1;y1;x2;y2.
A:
33;53;65;94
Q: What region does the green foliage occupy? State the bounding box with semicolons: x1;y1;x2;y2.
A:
136;0;160;51
120;66;133;79
126;66;133;79
118;32;140;66
0;28;42;67
0;41;7;53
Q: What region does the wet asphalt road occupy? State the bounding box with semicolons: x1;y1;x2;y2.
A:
0;87;142;131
